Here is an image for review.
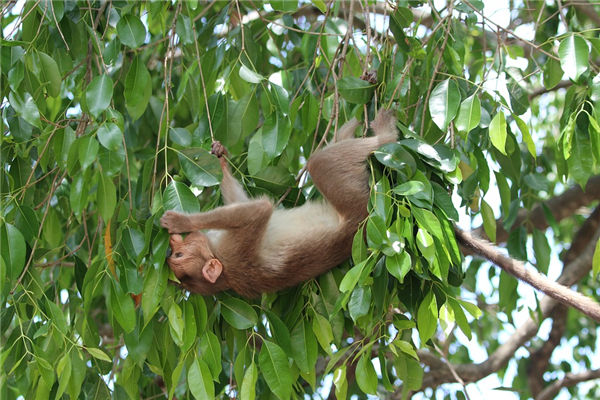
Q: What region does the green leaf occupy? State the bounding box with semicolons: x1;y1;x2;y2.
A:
456;298;482;319
178;148;222;187
109;280;136;333
188;358;214;399
1;223;26;282
78;136;99;170
312;313;334;353
567;129;594;188
38;51;61;97
239;64;264;83
8;91;41;128
386;252;411;283
220;295;258;329
429;79;461;130
489;111;507;155
543;58;563;89
412;207;444;241
86;75;113;118
448;298;471;339
558;35;589;81
260;114;290;158
142;264;168;324
270;0;298;11
338;76;376;104
394;181;425;196
124;56;152;120
259;341;293;400
455;94;481;134
593;239;600;278
123;227;145;262
167;302;184;345
356;353;377;395
514;114;536;159
163;181;201;213
97;174;116;222
480;199;496;243
348;286;371;322
117;14;147;48
87;348;112;362
240;362;258;400
290;320;317;375
46;298;69;334
417;291;437;344
333;366;347;400
199;331;222;379
532;229;550;274
339;260;366;293
265;311;292;354
96;123;123;152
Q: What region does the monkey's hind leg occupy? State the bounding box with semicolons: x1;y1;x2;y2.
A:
335;118;360;142
307;110;398;223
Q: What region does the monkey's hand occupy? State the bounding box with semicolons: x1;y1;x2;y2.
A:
160;211;193;233
211;141;227;158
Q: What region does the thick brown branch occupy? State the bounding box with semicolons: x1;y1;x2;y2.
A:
526;306;567;397
528;80;572;100
455;229;600;321
563;205;600;264
536;369;600;400
404;225;600;392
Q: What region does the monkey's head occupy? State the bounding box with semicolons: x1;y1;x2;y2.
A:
166;232;228;295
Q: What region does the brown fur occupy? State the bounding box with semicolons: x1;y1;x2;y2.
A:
160;110;398;297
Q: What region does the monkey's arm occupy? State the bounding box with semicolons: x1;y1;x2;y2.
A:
161;198;272;233
220;158;249;204
211;141;249;204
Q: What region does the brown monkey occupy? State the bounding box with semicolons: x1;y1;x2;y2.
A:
160;110;398;297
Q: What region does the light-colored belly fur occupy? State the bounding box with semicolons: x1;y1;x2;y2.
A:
259;201;340;259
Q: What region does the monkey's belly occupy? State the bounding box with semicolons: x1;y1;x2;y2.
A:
258;201;341;266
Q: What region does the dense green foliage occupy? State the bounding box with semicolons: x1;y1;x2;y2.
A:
1;1;600;399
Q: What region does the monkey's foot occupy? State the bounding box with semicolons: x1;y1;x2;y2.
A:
371;110;397;143
371;109;396;133
211;141;227;158
160;211;192;233
336;118;360;142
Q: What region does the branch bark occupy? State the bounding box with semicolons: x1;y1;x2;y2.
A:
398;224;600;393
526;306;567;397
536;369;600;400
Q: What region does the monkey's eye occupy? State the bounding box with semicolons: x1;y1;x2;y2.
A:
175;252;183;258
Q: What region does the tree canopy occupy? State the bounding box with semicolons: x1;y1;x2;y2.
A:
1;1;600;399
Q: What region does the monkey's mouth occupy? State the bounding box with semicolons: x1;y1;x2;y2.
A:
166;246;172;258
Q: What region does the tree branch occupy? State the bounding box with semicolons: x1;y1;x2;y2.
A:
528;80;572;100
526;306;567;397
399;224;600;393
536;369;600;400
455;228;600;322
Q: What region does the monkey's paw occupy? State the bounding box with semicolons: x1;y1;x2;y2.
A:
160;211;192;233
371;109;396;134
211;141;227;158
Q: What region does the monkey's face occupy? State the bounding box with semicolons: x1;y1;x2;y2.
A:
166;233;226;295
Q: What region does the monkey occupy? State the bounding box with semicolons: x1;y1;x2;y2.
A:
160;110;398;298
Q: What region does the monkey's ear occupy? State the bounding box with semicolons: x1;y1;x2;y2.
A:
202;259;223;283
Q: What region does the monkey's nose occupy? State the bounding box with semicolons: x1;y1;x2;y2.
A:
166;246;172;258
